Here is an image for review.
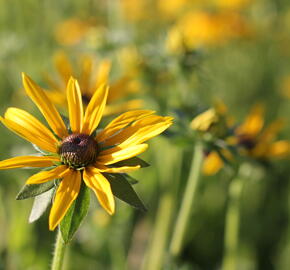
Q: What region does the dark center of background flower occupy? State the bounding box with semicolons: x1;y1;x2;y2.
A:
238;135;256;150
82;94;90;106
58;133;98;169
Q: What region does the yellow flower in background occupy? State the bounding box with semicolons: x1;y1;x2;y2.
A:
120;0;149;22
191;103;233;175
0;73;173;230
166;11;251;53
202;104;290;175
54;18;94;46
44;51;142;116
236;105;290;159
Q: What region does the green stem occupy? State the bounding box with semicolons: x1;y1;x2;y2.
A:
222;163;251;270
169;141;203;257
142;141;183;270
51;229;67;270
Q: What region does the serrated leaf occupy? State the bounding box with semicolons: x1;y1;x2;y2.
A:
112;157;150;168
16;180;56;200
60;182;90;243
105;173;147;212
29;188;55;223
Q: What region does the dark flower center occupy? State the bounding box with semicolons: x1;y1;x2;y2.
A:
238;135;256;150
58;133;98;169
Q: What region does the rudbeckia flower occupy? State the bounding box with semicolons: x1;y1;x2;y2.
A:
166;10;251;53
44;51;142;116
0;73;173;231
202;104;290;175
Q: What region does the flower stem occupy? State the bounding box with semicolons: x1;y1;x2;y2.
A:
222;163;251;270
169;141;203;257
51;229;66;270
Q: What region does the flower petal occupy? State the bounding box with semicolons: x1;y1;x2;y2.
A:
267;140;290;158
236;104;264;137
103;100;143;116
3;107;58;153
98;144;148;165
22;73;68;138
49;170;81;230
203;152;223;175
100;115;173;150
95;162;141;173
92;59;111;92
83;167;115;215
1;118;57;154
26;165;70;185
96;110;155;142
81;84;109;135
67;78;83;133
0;156;60;170
54;51;73;83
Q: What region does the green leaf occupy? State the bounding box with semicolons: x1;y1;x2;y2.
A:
16;180;56;200
112;157;150;168
105;173;147;212
60;182;90;243
123;174;139;185
29;188;55;223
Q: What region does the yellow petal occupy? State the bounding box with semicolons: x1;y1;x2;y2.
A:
103;99;143;116
96;110;155;142
81;84;108;135
4;107;58;153
49;170;81;230
98;144;148;165
67;78;83;133
79;55;93;96
95;163;141;173
0;156;60;170
83;167;115;215
22;73;68;138
1;117;57;153
203;152;224;175
92;59;111;91
26;165;70;185
54;51;73;83
190;108;218;131
259;119;284;144
267;141;290;158
236;104;264;137
100;115;173;150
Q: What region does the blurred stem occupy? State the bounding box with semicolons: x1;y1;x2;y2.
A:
222;163;251;270
51;229;66;270
169;141;203;257
142;147;183;270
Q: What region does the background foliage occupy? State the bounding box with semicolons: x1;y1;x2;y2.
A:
1;0;290;269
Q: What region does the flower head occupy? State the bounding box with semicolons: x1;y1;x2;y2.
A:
44;51;142;116
0;73;172;231
201;104;290;175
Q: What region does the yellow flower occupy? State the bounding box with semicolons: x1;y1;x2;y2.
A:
236;105;290;159
166;10;251;53
54;18;93;46
44;51;142;116
0;73;173;230
203;104;290;175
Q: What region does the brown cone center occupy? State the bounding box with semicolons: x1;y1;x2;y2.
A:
58;133;98;169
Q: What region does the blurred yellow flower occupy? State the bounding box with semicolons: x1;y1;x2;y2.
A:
166;11;251;53
54;18;93;46
120;0;149;22
203;104;290;175
0;73;173;230
44;51;142;116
